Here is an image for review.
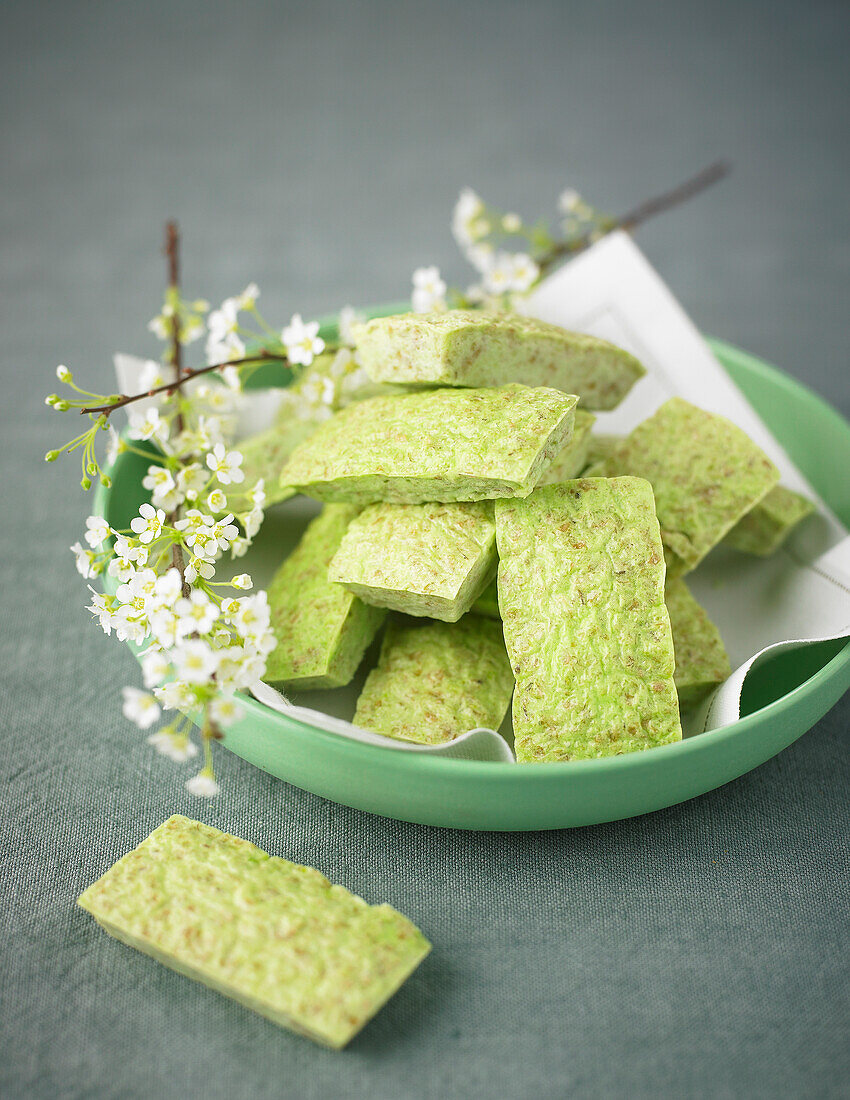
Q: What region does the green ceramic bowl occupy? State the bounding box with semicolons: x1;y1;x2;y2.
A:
99;327;850;830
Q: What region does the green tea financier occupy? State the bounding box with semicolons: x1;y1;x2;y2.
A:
724;484;815;556
665;578;731;709
351;311;645;410
77;816;430;1049
538;409;596;485
607;398;780;576
496;478;682;762
354;615;514;745
279;384;578;504
265;505;386;689
328;501;496;622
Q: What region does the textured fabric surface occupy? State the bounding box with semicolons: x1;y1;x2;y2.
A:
1;1;848;1097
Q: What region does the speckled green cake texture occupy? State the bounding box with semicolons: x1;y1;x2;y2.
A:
236;423;315;506
278;384;577;504
77;816;430;1049
724;484;815;556
496;478;682;762
328;501;496;621
537;409;596;484
665;577;732;709
265;505;386;690
607;398;780;576
351;310;645;410
354;616;514;745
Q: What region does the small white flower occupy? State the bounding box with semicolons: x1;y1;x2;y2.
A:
230;536;250;559
185;769;220;798
114;535;146;565
232;592;273;650
232;283;260;311
141;648;171;688
189;528;219;562
84;515;111;548
209;695;243;728
153;567;184;608
147;729;199;762
231;574;253;590
147;312;171;340
249;479;266;508
71;541;98;578
558;188;581;214
411;266;447;313
148;608;181;648
452;187;485;246
121;686;161;730
130;502;166;544
338;305;364;346
206;443;244;485
155;679;197;711
509;253;540;293
220;366;242;392
110;605;149;645
243;504;265;539
185;556;215;583
206;331;245;367
138;359;169;392
177;464;209;502
282;314;325;368
465;241;495;274
105;426;123;466
216;644;265;691
182;316;205;345
328;347;354;380
501;212;522;233
127;407;168;445
175;589;218;635
209;514;239;552
141;465;179;510
86;588;113;634
107;553;137;584
116;567;158;610
207;489;227;512
174;509;213;542
207;301;238;342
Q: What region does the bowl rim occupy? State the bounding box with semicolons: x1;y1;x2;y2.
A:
95;324;850;780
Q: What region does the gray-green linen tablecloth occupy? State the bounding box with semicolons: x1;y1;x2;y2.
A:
1;1;848;1096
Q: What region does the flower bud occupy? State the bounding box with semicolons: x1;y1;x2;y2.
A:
44;450;59;462
54;399;71;412
56;364;72;383
45;394;59;406
100;474;112;489
81;476;92;490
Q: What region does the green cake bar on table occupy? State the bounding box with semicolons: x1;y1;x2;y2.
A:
351;310;645;410
78;816;431;1049
496;477;682;762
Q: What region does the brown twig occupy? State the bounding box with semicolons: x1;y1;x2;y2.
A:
163;222;191;596
538;159;731;273
80;352;288;417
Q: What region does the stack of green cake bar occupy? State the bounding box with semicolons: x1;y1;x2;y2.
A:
253;310;813;762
